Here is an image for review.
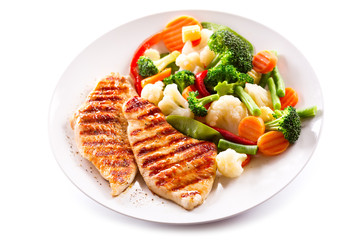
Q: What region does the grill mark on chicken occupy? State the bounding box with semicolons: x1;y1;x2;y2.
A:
143;118;166;130
71;73;138;196
94;85;129;93
79;124;119;136
129;129;142;136
123;96;217;210
82;139;123;147
137;134;188;157
169;168;213;192
154;148;215;189
129;117;167;136
136;107;162;120
110;168;132;182
81;103;117;113
167;135;188;145
132;127;177;147
79;128;117;136
124;96;148;113
141;141;203;168
181;191;200;198
90;95;124;102
92;147;133;157
79;113;119;125
148;143;215;177
100;157;132;168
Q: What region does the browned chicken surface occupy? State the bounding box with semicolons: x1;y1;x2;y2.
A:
71;73;138;196
123;96;217;210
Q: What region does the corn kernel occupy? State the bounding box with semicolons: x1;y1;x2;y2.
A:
182;25;201;43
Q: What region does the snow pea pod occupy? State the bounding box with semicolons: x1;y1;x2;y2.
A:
166;115;222;144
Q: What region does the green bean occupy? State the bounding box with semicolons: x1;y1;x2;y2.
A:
234;85;261;116
217;139;258;155
258;71;272;88
272;66;286;97
267;77;281;110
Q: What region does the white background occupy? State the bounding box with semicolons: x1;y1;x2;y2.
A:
1;0;359;239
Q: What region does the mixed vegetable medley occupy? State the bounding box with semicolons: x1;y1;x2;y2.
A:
129;15;317;178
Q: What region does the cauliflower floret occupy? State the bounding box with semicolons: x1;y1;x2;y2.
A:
178;29;215;72
197;29;214;49
216;149;247;178
181;29;214;54
205;95;248;135
143;48;160;61
181;40;196;55
141;81;164;105
259;106;275;123
176;52;204;73
199;45;216;67
244;83;272;108
158;84;194;118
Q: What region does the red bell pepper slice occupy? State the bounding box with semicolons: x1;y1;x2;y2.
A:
242;155;251;167
208;125;257;145
130;32;163;95
191;38;201;47
195;70;210;97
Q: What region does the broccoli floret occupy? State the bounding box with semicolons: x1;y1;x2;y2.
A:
163;70;196;93
201;22;254;52
204;64;254;93
137;51;180;78
265;106;301;144
187;91;219;117
137;56;158;78
207;29;253;73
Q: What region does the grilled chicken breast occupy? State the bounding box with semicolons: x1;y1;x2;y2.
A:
123;96;217;210
71;73;138;196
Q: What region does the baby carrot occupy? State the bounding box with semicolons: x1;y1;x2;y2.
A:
257;131;290;156
238;116;265;142
252;50;278;74
280;87;299;110
141;68;172;88
162;15;201;52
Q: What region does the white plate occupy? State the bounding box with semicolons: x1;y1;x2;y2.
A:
49;10;323;224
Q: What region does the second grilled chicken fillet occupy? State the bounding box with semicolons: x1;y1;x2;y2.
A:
123;96;217;210
71;73;138;196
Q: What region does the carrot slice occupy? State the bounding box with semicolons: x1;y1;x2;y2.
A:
257;131;290;156
162;16;201;52
141;68;172;88
280;87;299;110
238;116;265;142
182;84;198;100
252;50;278;74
